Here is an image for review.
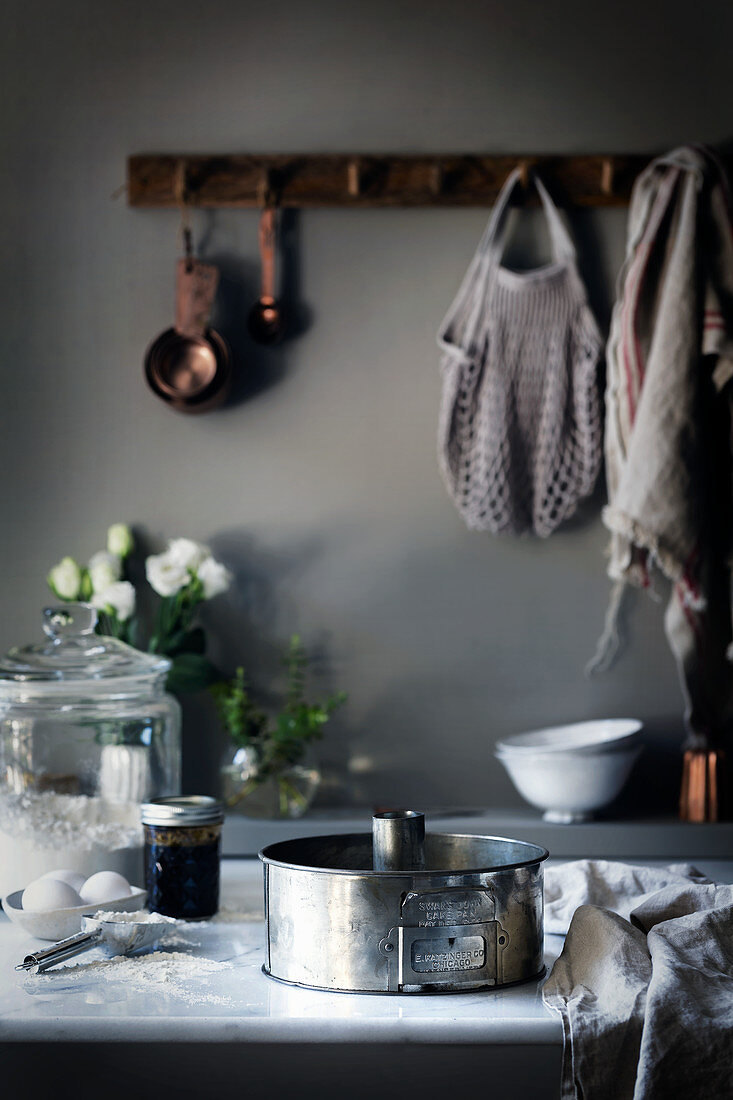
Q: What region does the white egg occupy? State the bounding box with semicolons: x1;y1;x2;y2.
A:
79;871;131;905
40;868;87;893
22;877;83;912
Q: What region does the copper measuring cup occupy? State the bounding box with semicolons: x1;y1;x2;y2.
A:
144;232;232;414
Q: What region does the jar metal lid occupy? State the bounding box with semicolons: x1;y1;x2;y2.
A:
141;796;224;827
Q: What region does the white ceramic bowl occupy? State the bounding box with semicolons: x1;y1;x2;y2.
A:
496;718;642;756
496;719;643;823
1;886;147;940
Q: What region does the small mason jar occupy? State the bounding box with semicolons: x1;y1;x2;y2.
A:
141;796;224;919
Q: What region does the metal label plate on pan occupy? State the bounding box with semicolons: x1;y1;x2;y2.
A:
400;886;496;928
411;934;487;972
400;921;506;988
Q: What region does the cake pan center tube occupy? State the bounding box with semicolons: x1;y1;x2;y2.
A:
372;810;426;871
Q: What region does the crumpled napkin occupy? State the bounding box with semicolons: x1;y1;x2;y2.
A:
544;859;710;934
542;861;733;1100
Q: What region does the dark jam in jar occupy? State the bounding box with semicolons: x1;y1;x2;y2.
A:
141;796;224;919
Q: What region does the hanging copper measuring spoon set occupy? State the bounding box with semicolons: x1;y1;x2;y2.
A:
144;170;282;414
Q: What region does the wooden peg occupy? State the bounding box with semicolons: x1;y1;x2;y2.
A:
430;161;443;196
601;157;615;197
347;157;361;198
517;159;530;188
257;167;272;207
173;158;188;206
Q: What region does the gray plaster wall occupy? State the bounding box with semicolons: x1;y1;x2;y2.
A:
2;0;731;811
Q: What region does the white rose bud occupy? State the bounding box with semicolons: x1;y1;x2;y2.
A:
166;537;209;572
47;557;83;601
92;581;136;623
88;550;122;594
107;523;134;559
197;556;233;599
146;551;190;597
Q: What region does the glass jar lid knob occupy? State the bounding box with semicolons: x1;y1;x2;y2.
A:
43;604;98;640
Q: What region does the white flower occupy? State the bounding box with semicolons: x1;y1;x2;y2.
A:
145;552;190;598
88;551;122;594
197;556;232;599
146;538;229;600
91;581;136;622
107;523;134;559
48;557;82;600
166;538;209;572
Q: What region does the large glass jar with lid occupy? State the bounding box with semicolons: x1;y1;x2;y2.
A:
0;604;181;895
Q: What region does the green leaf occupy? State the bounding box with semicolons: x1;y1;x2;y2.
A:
209;668;269;749
166;653;220;694
160;626;206;657
126;617;140;648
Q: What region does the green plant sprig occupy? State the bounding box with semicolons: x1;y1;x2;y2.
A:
211;635;347;795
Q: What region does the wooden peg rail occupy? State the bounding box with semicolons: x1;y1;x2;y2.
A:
128;153;663;209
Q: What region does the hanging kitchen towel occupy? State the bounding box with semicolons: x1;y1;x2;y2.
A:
437;167;602;536
588;147;733;756
542;860;733;1100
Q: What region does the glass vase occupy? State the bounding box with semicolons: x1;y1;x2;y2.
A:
220;745;320;819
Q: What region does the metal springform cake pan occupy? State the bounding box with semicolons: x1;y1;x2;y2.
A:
260;810;548;994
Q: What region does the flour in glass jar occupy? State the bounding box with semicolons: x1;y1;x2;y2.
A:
0;789;143;895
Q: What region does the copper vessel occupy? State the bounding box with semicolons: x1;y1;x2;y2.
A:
247;208;282;345
679;747;728;822
145;255;231;414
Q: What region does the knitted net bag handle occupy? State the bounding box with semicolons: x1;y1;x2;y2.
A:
437;168;602;536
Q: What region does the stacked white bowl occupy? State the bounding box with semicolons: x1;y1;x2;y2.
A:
495;719;643;823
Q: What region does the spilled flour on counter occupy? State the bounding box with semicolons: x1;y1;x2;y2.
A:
29;952;235;1005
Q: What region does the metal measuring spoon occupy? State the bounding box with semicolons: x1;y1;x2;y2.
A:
15;914;173;975
247;208;282;345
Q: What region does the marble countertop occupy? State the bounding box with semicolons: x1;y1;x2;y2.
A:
1;859;563;1045
2;857;731;1046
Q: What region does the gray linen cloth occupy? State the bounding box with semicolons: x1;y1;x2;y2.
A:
542;861;733;1100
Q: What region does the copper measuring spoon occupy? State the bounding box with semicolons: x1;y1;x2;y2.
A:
247;208;282;345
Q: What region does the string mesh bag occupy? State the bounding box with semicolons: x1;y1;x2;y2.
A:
437;168;603;536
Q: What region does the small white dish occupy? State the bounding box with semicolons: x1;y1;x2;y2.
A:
2;886;147;940
496;718;642;756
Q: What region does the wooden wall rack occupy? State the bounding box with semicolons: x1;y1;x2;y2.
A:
128;153;662;209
